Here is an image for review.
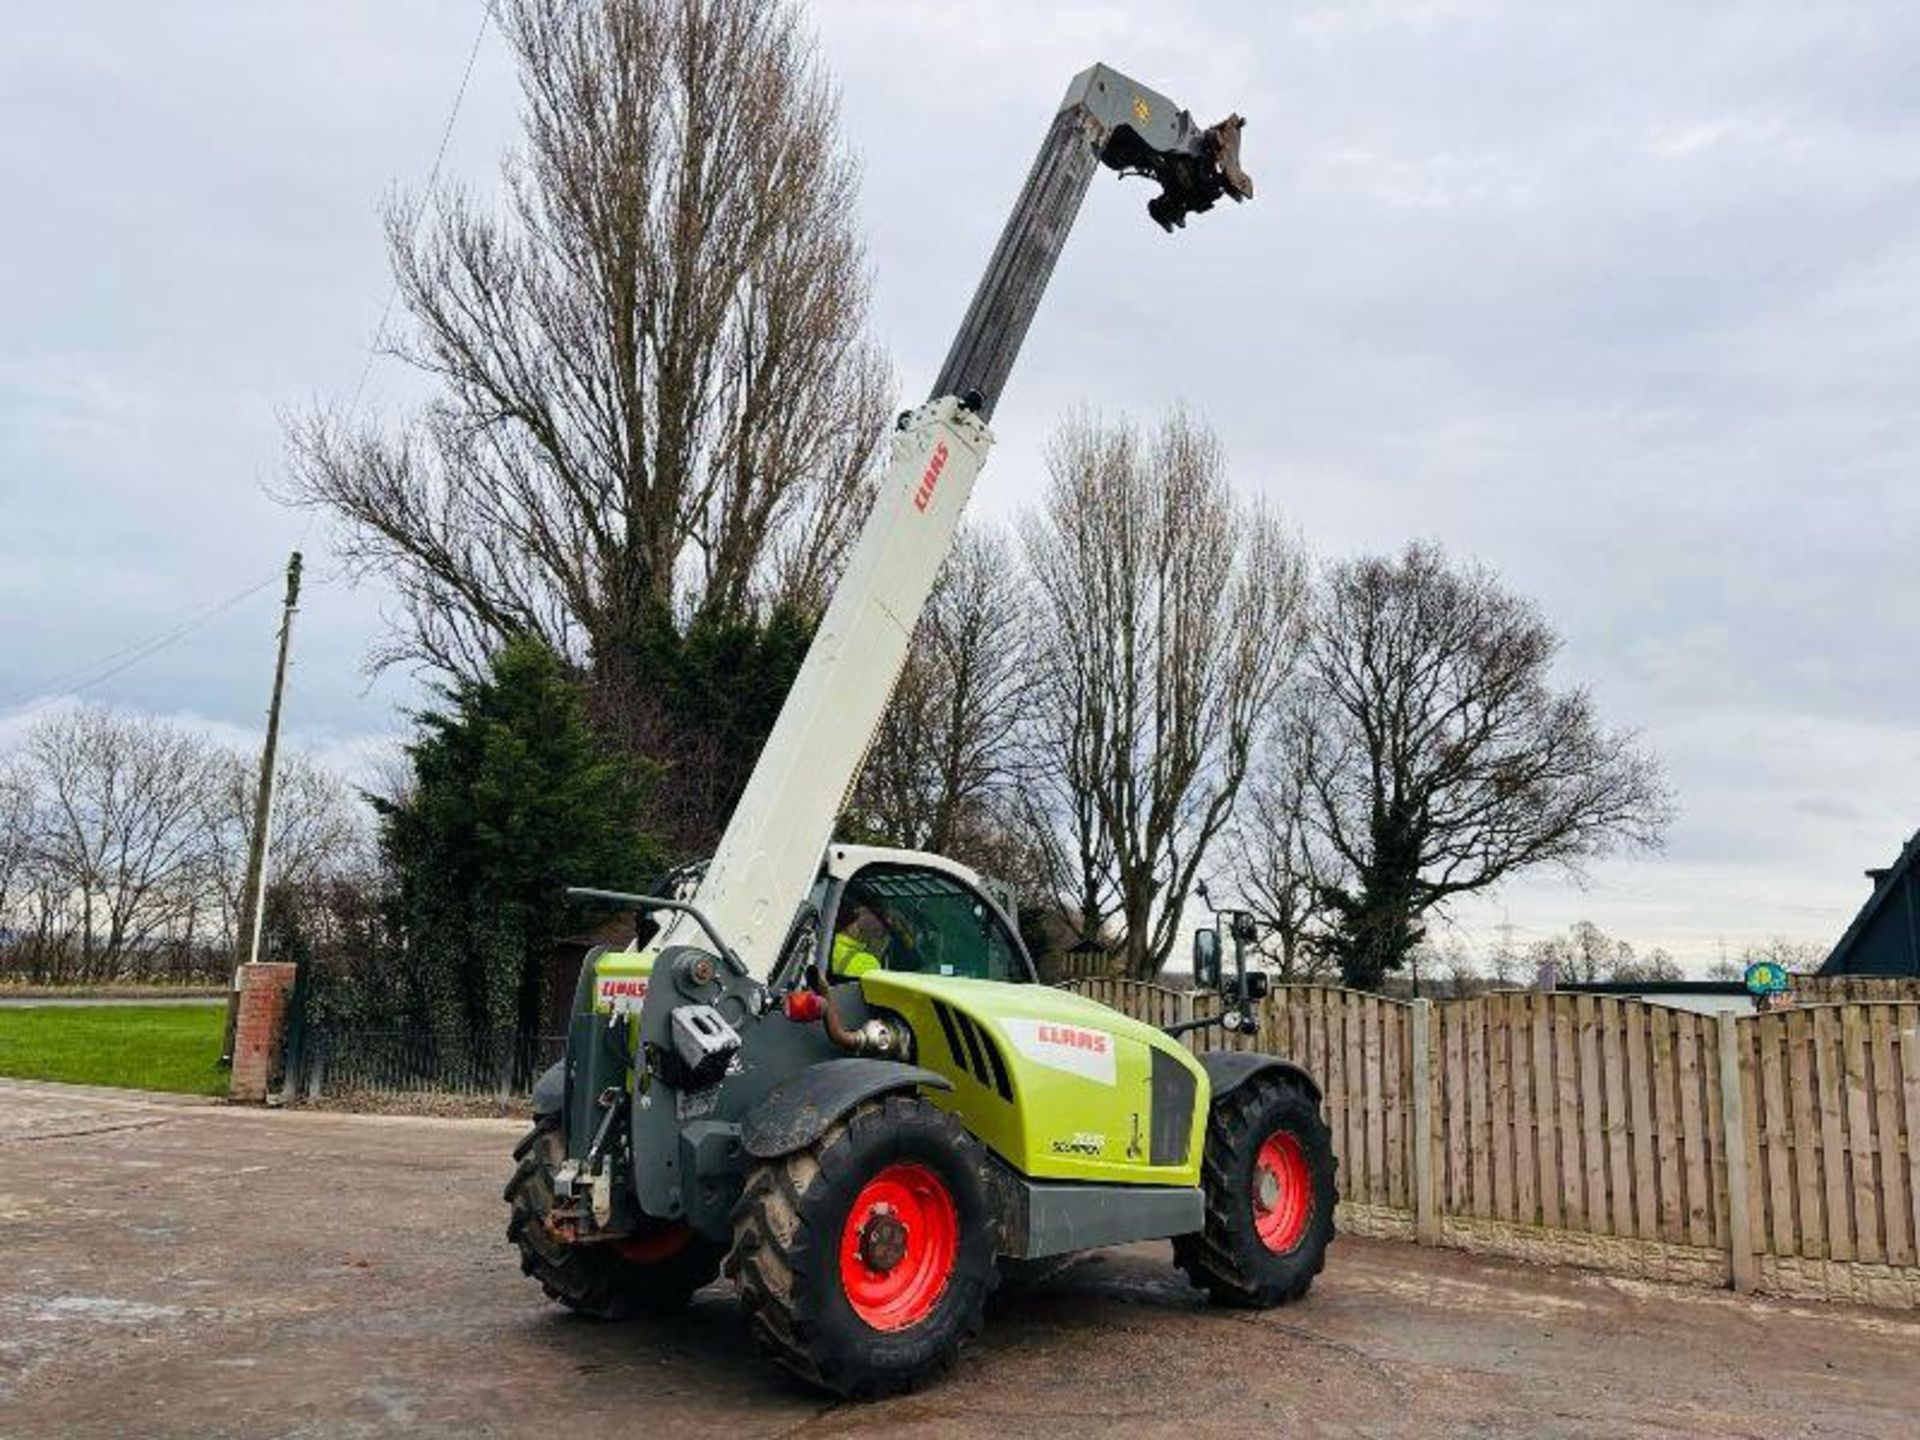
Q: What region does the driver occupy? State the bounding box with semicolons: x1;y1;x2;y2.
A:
830;902;887;978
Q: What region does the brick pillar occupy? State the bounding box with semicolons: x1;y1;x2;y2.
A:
229;963;298;1103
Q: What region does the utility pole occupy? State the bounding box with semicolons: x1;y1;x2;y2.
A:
237;551;303;970
221;552;302;1067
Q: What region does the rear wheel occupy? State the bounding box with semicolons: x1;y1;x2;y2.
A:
1175;1070;1336;1306
505;1112;722;1318
725;1093;996;1398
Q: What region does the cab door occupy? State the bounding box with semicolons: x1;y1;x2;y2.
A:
823;863;1035;984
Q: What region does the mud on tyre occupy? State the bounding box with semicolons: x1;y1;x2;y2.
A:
725;1092;997;1398
1175;1070;1337;1307
505;1112;722;1318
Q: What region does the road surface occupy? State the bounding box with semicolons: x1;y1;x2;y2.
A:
2;1078;1913;1437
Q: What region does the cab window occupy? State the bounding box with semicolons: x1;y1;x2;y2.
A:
829;866;1031;984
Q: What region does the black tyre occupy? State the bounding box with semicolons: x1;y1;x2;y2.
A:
1174;1070;1337;1307
505;1112;722;1318
725;1092;997;1398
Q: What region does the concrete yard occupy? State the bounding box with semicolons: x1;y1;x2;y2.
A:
2;1078;1914;1438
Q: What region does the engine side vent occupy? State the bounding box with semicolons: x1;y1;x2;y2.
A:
931;998;1014;1102
1150;1046;1196;1166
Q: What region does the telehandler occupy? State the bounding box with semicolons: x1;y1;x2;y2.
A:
507;63;1337;1397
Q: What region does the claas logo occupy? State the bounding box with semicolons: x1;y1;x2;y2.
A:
599;978;648;999
1037;1024;1108;1055
913;441;949;512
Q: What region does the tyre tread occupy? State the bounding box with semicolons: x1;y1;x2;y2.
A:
504;1112;720;1319
724;1094;996;1398
1174;1072;1337;1307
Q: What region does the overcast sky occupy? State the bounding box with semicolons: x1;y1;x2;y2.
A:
4;1;1916;969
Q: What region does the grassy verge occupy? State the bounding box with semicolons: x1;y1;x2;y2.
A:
0;1004;229;1096
0;985;226;1001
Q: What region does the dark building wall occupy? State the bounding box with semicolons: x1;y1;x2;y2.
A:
1829;875;1920;975
545;916;638;1029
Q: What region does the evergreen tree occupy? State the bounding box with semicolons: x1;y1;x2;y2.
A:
593;600;816;858
379;637;660;1056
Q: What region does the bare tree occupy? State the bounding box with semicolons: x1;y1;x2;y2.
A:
286;0;888;678
1740;936;1826;973
1439;940;1483;998
0;762;33;931
205;751;371;953
1526;920;1672;985
1025;410;1308;979
0;709;373;984
846;525;1031;858
1611;945;1682;984
1020;621;1121;951
0;759;66;978
1229;715;1339;982
1302;543;1672;990
1486;925;1523;987
359;742;419;816
20;709;216;973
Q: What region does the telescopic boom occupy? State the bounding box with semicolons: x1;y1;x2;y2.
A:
668;64;1253;979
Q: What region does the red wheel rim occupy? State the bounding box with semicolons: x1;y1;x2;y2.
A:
838;1162;958;1331
1252;1130;1313;1253
616;1223;694;1265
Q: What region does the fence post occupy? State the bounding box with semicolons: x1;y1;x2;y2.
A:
1716;1012;1756;1294
304;1037;326;1103
1178;988;1195;1030
1411;998;1438;1246
229;962;298;1103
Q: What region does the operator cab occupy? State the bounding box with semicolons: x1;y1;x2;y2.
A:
780;844;1036;988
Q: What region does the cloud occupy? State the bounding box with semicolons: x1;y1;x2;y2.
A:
1792;796;1870;824
0;692;400;794
5;0;1916;970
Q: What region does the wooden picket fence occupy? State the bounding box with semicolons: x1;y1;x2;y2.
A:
1068;979;1418;1214
1064;979;1920;1308
1043;949;1130;984
1738;1003;1920;1271
1793;975;1920;1005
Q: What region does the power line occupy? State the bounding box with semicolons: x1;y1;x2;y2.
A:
0;572;282;717
10;6;499;724
299;0;496;574
344;0;497;418
281;0;496;581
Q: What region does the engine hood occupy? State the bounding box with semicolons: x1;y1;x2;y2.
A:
856;972;1207;1187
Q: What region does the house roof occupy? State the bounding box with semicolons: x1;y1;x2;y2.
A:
1819;828;1920;976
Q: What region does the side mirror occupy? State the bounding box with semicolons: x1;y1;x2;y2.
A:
1244;971;1270;1001
1193;928;1222;990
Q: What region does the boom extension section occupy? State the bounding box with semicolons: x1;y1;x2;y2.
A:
935;64;1253;421
671;64;1252;981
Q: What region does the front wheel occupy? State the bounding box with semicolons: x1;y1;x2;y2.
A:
505;1113;722;1318
1174;1070;1337;1306
725;1092;997;1398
